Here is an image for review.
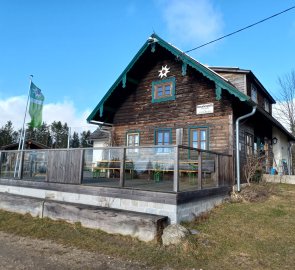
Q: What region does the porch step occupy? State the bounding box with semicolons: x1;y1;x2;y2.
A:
0;192;168;242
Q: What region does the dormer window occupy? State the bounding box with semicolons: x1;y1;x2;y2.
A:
264;98;270;113
251;85;257;103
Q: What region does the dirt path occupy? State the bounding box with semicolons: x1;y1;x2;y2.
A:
0;231;151;270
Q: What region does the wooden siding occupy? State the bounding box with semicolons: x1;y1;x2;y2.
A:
111;49;234;154
218;155;234;186
246;77;272;115
47;150;83;184
214;72;247;95
212;70;273;116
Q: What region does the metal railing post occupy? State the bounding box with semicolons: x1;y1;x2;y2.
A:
198;151;202;189
173;145;179;192
215;154;219;187
120;148;126;187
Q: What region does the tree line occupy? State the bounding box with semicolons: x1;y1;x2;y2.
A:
0;121;93;149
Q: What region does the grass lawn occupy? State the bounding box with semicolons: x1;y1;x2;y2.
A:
0;183;294;269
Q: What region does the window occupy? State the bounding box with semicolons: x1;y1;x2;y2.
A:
189;128;208;150
251;85;257;103
155;129;171;153
264;98;270;113
152;77;176;103
245;133;254;155
127;132;139;147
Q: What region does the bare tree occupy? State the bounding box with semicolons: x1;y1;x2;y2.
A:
273;70;295;134
243;154;265;185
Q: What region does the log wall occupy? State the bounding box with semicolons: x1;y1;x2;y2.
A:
111;49;234;154
214;72;247;94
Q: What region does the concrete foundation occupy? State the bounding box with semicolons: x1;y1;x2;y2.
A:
0;193;43;217
0;183;227;224
263;174;295;185
0;192;167;242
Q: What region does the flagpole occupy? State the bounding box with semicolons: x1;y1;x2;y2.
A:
14;75;33;178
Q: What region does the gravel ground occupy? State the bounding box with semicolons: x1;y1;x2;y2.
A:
0;231;151;270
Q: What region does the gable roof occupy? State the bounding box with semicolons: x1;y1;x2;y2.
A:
255;106;295;141
89;128;110;140
87;34;250;123
210;66;276;104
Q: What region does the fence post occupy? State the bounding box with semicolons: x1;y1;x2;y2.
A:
198;151;202;189
215;154;219;187
120;148;126;187
78;149;84;184
173;145;179;192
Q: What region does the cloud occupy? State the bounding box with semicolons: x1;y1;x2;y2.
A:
0;95;95;133
158;0;224;47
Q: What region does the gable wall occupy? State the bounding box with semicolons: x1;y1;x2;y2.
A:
111;53;234;154
215;72;247;95
246;77;272;115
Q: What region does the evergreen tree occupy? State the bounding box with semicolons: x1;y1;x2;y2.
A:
35;122;52;147
0;121;16;147
70;132;80;148
26;125;37;141
80;130;93;147
51;121;69;148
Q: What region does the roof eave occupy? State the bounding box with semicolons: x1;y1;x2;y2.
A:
87;41;150;122
87;34;250;122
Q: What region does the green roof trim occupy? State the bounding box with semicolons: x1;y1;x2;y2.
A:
87;34;249;122
215;85;222;101
153;34;249;102
87;42;150;122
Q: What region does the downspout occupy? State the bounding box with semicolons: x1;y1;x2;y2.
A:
235;106;257;192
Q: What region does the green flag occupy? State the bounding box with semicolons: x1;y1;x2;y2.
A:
28;82;44;128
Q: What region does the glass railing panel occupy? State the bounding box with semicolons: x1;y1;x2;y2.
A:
0;151;19;179
82;147;123;187
201;151;217;188
124;146;174;192
178;147;200;191
22;150;48;181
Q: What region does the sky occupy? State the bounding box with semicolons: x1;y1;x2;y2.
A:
0;0;295;132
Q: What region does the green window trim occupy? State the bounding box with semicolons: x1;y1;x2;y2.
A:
154;128;173;153
152;77;176;103
154;128;173;144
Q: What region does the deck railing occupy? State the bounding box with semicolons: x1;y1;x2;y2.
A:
0;145;233;193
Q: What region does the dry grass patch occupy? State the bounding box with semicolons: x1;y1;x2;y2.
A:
0;183;295;269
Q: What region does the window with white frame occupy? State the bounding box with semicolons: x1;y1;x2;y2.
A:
245;133;254;155
127;132;139;148
251;85;257;103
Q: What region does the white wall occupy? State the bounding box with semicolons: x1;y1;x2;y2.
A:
272;127;290;174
